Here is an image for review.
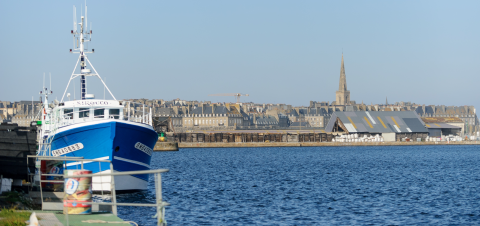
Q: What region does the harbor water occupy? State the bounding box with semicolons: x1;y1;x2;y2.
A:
115;145;480;225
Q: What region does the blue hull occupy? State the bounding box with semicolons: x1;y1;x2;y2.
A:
50;120;157;186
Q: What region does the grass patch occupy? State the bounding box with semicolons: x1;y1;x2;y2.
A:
0;208;32;226
1;191;34;210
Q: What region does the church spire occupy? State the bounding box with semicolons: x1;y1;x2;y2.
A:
335;54;350;105
339;54;347;91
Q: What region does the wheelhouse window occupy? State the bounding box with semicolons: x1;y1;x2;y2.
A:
79;108;90;118
94;108;105;118
64;108;73;119
109;109;120;119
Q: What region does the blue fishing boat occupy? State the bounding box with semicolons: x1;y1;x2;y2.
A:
38;4;157;192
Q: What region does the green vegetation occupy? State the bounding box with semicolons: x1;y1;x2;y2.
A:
0;208;31;226
2;191;34;210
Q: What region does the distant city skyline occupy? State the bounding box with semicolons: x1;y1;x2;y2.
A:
1;0;479;108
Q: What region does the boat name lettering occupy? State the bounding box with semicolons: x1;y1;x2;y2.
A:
76;101;111;106
134;142;152;156
52;143;84;156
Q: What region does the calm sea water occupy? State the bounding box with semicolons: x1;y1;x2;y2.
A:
115;145;480;225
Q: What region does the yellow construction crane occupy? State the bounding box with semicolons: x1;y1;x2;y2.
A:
209;93;250;103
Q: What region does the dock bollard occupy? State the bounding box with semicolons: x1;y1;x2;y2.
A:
63;170;93;214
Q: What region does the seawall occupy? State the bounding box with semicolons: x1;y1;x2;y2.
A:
154;142;179;151
178;141;480;148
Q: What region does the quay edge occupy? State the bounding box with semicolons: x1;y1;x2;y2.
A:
177;141;480;148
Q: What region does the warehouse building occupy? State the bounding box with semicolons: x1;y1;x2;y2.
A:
421;117;463;137
325;111;428;141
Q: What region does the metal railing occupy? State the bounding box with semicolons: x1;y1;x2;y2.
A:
47;103;153;128
27;156;169;226
124;101;153;126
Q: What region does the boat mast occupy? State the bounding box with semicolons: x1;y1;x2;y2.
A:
60;4;116;102
80;16;86;100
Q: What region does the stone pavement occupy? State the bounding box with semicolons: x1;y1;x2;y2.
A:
36;212;63;226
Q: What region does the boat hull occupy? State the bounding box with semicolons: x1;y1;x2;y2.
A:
50;120;157;191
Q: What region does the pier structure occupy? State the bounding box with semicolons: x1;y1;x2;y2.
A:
161;130;429;145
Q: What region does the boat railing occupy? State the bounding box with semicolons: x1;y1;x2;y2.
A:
27;155;169;226
122;101;153;126
48;101;153;129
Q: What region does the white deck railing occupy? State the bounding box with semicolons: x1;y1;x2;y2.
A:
51;102;153;128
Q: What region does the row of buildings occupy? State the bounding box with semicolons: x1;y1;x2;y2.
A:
0;101;42;127
2;98;477;135
2;54;478;136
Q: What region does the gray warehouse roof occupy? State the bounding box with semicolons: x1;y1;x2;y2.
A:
326;111;428;133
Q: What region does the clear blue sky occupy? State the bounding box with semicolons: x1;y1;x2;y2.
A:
1;0;479;108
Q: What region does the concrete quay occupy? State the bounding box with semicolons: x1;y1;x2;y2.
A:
178;141;480;148
154;141;179;151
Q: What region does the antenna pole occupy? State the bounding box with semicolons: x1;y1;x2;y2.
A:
75;7;77;33
73;6;76;32
85;1;87;32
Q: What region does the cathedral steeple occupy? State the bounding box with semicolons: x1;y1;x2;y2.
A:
335;54;350;105
339;54;347;91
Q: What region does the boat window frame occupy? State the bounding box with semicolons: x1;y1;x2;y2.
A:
94;108;105;119
79;108;90;119
109;109;120;119
63;108;74;119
